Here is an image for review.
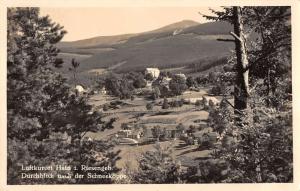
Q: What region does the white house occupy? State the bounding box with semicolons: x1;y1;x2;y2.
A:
205;96;220;105
145;68;160;79
183;96;220;105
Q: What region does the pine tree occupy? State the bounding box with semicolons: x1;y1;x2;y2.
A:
202;6;292;183
7;8;119;184
134;143;182;183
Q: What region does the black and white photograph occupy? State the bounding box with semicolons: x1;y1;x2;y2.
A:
1;0;299;190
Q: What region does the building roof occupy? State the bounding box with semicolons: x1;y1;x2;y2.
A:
145;68;159;71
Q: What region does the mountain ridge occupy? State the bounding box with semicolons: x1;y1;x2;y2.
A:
58;21;231;49
57;20;234;83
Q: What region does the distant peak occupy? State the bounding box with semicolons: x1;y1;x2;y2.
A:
179;19;199;24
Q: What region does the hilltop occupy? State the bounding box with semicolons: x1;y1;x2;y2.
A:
57;20;234;83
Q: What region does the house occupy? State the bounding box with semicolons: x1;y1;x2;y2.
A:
118;138;139;145
190;130;217;146
163;127;184;139
116;130;132;138
204;96;220;106
145;68;160;79
183;96;220;105
116;129;143;140
183;98;202;104
128;131;143;140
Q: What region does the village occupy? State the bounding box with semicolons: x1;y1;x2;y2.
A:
73;67;226;169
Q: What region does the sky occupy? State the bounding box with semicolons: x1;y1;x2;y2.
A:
40;7;218;42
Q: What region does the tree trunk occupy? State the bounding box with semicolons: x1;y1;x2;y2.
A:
232;7;249;114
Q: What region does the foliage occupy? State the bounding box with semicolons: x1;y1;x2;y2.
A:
183;159;229;183
145;73;154;81
132;73;147;89
186;125;197;134
104;73;134;99
169;99;183;108
186;76;196;88
244;7;291;95
195;100;201;107
151;86;161;100
134;143;183;183
208;88;292;182
209;82;227;96
146;102;154;110
201;6;292;183
169;75;188;96
7;8;119;184
162;98;170;109
69;58;80;86
176;123;185;132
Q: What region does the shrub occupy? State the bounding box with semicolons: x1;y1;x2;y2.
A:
170;100;183;108
103;104;109;111
169;75;188;96
195;100;201;107
146;103;154;110
162;98;169;109
134;143;183;183
145;73;154;81
210;83;226;95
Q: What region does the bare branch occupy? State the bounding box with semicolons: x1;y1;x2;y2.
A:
230;32;242;42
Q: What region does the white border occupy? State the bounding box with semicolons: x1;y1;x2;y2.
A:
0;1;299;191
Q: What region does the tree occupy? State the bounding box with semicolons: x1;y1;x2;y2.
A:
203;7;249;115
7;8;119;184
208;72;217;84
231;7;250;114
162;98;169;109
134;143;182;183
202;6;292;183
201;96;208;110
210;82;227;95
244;7;291;102
133;74;147;89
145;73;154;81
176;123;185;133
186;76;196;88
195;100;201;107
146;102;154;110
69;58;80;86
151;86;161;100
104;73;134;99
169;75;188;96
213;97;292;182
187;125;197;134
